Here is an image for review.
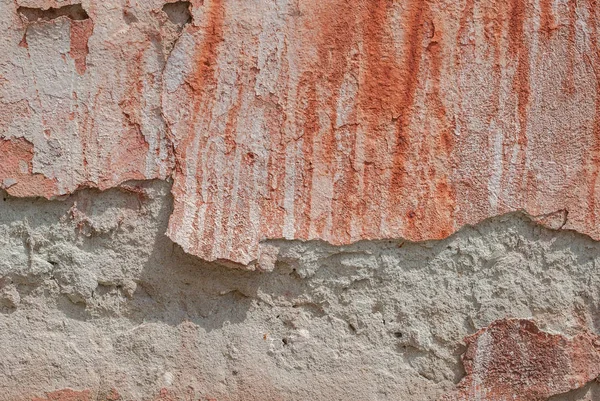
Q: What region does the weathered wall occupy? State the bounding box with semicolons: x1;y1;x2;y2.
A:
2;0;600;266
3;183;600;400
2;0;600;399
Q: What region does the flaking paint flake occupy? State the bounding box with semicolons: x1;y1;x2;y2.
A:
163;0;600;265
1;0;174;197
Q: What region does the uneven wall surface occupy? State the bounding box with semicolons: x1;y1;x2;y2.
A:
3;184;600;400
2;0;600;400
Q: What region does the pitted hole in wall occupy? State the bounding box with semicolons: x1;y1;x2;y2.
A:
123;8;138;25
162;1;192;28
17;4;89;23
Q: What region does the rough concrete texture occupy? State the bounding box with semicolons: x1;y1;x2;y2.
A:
2;182;600;400
3;0;600;400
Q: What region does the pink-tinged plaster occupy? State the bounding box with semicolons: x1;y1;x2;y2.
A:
0;0;173;198
0;137;57;197
1;0;600;268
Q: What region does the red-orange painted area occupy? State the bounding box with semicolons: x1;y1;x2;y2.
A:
440;319;600;401
4;0;600;265
163;0;600;264
69;19;93;75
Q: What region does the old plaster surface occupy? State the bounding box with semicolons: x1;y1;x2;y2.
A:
2;183;600;400
163;0;600;265
0;0;173;197
3;0;600;400
1;0;600;265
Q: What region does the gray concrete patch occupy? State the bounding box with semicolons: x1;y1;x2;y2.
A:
1;181;599;400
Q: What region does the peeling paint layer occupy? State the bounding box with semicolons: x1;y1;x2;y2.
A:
0;138;57;197
2;0;600;266
163;0;600;265
440;319;600;401
0;0;174;197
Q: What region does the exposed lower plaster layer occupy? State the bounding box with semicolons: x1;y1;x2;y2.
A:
2;181;600;400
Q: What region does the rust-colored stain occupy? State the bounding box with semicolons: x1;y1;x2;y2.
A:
0;1;172;198
3;0;600;266
69;19;93;75
163;0;600;265
439;319;600;401
31;389;91;401
0;138;57;197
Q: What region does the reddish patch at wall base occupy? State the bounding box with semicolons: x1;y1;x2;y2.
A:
31;389;91;401
440;319;600;401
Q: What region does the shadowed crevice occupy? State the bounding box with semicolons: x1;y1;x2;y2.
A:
17;4;89;23
162;1;192;28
